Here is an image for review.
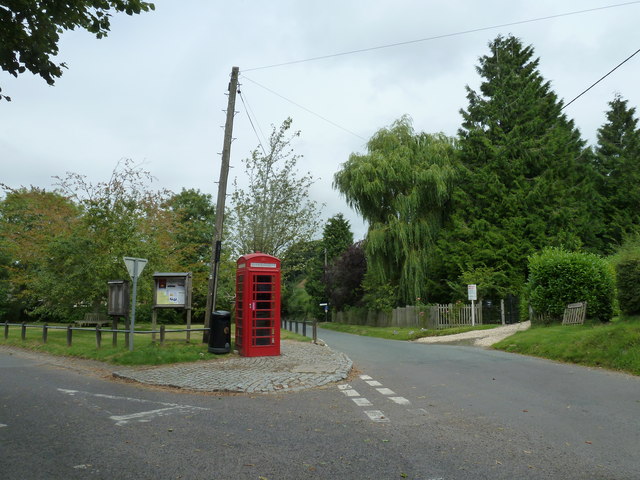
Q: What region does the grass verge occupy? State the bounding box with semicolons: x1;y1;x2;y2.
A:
318;322;499;341
493;316;640;376
0;322;309;366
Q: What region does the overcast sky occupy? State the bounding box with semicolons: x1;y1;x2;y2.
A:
2;0;639;241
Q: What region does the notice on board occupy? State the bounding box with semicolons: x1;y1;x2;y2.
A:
157;278;186;306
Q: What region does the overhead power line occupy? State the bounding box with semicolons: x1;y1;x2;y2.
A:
244;1;640;72
240;74;368;141
238;88;267;155
562;47;640;110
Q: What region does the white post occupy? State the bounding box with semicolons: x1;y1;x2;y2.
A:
501;299;506;325
471;299;476;326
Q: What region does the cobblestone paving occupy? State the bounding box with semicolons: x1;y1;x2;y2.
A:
113;340;353;393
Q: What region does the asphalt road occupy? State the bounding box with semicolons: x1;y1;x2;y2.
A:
1;330;639;479
317;328;640;478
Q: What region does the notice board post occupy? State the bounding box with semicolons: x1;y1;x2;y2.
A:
107;280;129;347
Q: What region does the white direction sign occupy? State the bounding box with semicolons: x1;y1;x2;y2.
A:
123;257;147;279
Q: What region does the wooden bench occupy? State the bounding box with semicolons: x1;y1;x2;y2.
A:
562;302;587;325
75;313;111;328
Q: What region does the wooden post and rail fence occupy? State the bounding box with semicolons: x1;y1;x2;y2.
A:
2;321;207;348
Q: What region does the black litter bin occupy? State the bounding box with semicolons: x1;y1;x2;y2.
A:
208;310;231;354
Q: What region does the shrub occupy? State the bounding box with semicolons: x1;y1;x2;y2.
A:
526;248;615;323
611;235;640;315
616;259;640;315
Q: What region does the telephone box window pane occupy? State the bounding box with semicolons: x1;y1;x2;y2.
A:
256;283;273;292
256;275;273;283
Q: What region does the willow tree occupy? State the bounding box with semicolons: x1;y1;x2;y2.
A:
334;117;460;305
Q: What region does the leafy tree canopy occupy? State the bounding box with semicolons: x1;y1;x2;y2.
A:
325;241;366;311
0;0;155;100
229;118;322;258
334;116;460;305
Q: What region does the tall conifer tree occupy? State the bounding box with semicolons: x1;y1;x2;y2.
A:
595;94;640;250
441;35;594;295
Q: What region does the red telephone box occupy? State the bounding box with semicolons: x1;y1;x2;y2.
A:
235;253;281;357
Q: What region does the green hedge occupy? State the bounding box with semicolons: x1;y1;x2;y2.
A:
527;248;615;322
616;259;640;315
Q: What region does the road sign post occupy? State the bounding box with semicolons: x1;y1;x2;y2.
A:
123;257;148;351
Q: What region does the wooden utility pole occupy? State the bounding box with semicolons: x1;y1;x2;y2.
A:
204;66;239;343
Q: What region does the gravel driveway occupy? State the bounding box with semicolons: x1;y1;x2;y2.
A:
412;321;531;347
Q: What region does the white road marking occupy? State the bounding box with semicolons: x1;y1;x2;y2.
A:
0;423;7;428
376;387;396;396
57;388;209;426
364;410;389;422
342;389;360;397
337;384;352;390
359;375;372;380
352;398;373;407
110;406;203;426
389;396;411;405
365;380;383;386
408;408;429;415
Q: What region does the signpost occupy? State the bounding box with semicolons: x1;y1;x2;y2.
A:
468;284;477;326
123;257;148;351
316;303;329;344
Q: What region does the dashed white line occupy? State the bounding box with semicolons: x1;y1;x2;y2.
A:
341;389;360;397
341;378;420;424
0;423;7;428
408;408;429;415
364;410;389;422
376;387;396;396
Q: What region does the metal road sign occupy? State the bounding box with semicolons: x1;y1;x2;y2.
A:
123;257;147;279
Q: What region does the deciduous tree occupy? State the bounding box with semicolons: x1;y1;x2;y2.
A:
228;118;322;258
334;116;460;305
324;241;366;311
0;0;155;100
0;186;78;319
